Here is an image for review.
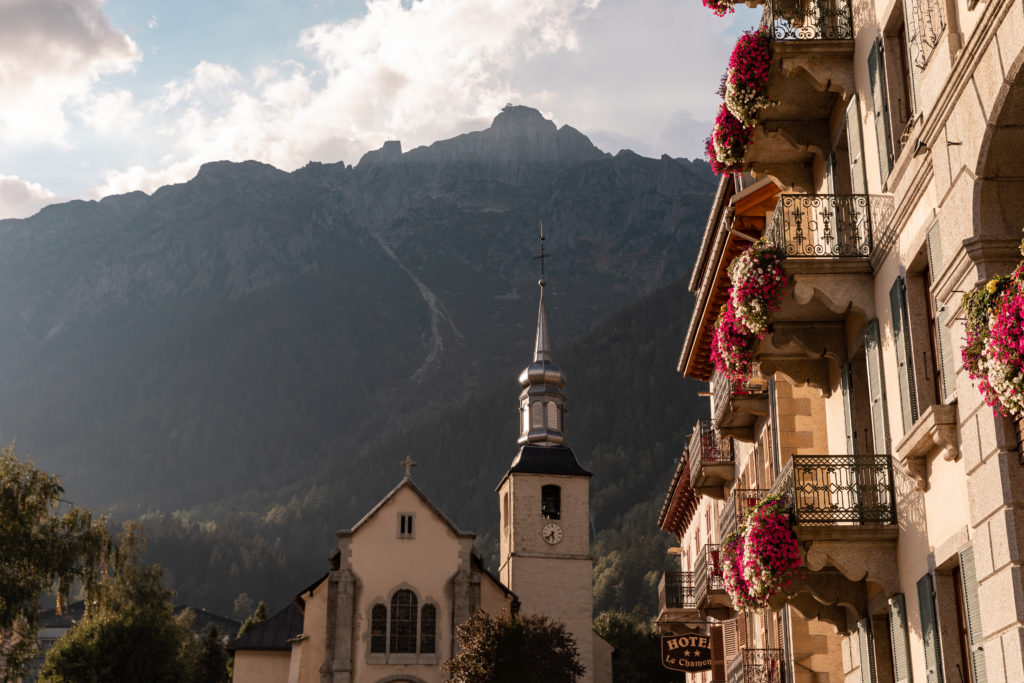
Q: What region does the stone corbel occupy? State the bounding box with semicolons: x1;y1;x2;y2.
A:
804;540;900;598
894;404;960;491
757;357;831;396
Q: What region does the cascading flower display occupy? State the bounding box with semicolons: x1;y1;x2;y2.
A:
728;240;787;335
705;103;752;176
702;0;735;17
710;300;756;381
725;28;773;127
962;254;1024;417
722;494;802;611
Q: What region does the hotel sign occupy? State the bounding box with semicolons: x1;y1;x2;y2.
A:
660;634;712;673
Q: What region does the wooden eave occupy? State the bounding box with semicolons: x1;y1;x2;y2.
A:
680;181;780;381
658;456;699;537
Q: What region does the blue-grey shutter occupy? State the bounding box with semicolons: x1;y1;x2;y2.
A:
926;222;957;402
842;362;858;454
846;95;868;195
917;573;944;683
865;319;891;454
869;39;894;181
859;617;877;683
890;277;919;433
889;593;913;683
959;546;987;683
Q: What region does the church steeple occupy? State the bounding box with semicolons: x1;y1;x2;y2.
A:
517;275;568;445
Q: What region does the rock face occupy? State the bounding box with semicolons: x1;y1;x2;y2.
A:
0;107;716;510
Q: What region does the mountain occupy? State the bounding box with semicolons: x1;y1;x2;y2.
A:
0;105;716;514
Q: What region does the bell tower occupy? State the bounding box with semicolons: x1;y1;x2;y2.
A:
497;224;595;681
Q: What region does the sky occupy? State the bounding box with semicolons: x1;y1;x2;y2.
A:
0;0;758;220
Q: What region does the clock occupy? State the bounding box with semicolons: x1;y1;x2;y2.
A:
541;522;563;545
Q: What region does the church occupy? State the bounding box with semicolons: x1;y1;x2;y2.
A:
229;276;613;682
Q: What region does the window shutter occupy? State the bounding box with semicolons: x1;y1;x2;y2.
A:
842;362;859;454
859;617;877;683
889;593;913;683
724;619;738;660
890;277;919;434
869;39;894;180
711;624;727;682
737;613;748;650
926;222;957;402
865;319;891;454
917;573;945;683
959;546;988;683
846;95;869;195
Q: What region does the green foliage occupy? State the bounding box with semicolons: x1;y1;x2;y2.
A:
593;610;687;683
39;526;190;683
0;444;109;681
184;624;230;683
236;601;268;638
444;611;584;683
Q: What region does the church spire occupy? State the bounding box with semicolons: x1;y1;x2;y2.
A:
517;223;567;446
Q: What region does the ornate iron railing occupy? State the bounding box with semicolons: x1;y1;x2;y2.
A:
763;0;853;40
720;487;770;539
694;544;725;607
659;570;697;610
688;419;734;473
766;194;872;257
769;455;897;525
731;648;785;683
712;372;768;422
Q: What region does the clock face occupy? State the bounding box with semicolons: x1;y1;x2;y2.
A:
542;522;564;545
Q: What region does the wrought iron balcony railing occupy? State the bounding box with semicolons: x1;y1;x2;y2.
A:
659;570;696;611
694;544;725;607
728;648;785;683
719;487;770;539
688;419;734;472
712;372;768;423
762;0;853;40
769;455;897;525
766;194;872;258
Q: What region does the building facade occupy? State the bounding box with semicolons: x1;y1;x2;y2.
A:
657;0;1024;680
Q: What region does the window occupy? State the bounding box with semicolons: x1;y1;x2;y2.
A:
398;513;414;538
541;485;560;520
890;276;919;433
390;590;418;653
420;604;436;654
502;492;509;535
371;604;387;653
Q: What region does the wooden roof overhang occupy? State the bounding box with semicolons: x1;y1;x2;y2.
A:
679;180;781;381
658;456;699;538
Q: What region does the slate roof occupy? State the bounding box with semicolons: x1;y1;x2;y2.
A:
496;445;591;489
227;603;304;652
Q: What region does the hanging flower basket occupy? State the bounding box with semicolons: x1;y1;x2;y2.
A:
728;239;787;336
721;531;756;610
722;494;802;611
962;257;1024;417
710;300;756;382
702;0;735;17
705;104;752;176
725;27;773;127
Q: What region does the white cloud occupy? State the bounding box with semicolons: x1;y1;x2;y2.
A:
0;0;141;144
0;175;57;219
78;89;142;134
96;0;599;196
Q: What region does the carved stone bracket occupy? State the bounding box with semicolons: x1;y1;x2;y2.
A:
895;404;961;491
803;538;900;598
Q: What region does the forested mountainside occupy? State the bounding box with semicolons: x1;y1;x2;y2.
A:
137;274;707;618
0;105;715;515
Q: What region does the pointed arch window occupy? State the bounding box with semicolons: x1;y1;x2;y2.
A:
390;589;418;653
541;485;561;520
370;604;387;653
420;604;437;654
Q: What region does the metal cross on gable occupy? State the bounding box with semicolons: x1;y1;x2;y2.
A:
400;455;417;479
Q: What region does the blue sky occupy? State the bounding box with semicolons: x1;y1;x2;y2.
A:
0;0;757;219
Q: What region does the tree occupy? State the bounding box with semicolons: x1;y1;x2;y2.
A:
39;525;190;683
593;610;687;683
185;624;230;683
235;600;268;638
0;444;108;681
444;611;585;683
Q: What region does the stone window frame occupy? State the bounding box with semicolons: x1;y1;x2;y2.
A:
365;584;440;666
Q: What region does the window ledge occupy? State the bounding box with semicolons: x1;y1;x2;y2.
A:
895;403;960;491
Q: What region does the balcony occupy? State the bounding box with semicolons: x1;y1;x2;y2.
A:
657;571;698;632
688;419;736;500
694;544;733;620
756;194;877;395
766;455;899;631
712;372;769;443
719;486;770;540
727;648;785;683
745;0;855;190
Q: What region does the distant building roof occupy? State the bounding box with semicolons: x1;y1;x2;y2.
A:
173;605;241;636
227;603;304;652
